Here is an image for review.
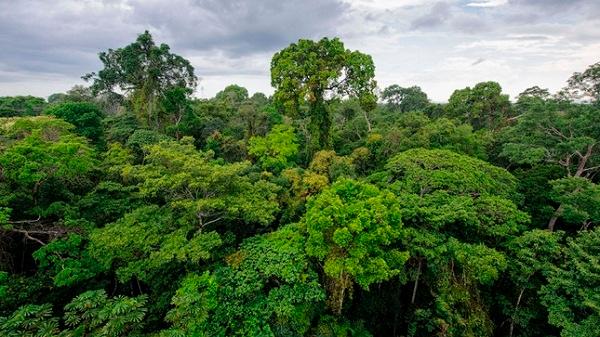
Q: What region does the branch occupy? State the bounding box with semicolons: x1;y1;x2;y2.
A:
583;165;600;172
11;229;46;246
202;216;223;228
7;216;41;224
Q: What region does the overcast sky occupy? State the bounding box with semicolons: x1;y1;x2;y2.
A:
1;0;599;101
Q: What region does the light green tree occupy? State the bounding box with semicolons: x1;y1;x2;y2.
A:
248;124;299;172
304;179;409;315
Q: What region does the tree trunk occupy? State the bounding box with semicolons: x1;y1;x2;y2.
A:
411;259;422;304
362;109;372;132
509;287;526;337
308;96;331;156
547;204;563;231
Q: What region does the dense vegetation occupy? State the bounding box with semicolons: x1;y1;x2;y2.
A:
1;31;599;337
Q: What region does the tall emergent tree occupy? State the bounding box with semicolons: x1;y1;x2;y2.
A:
83;31;197;129
271;37;377;155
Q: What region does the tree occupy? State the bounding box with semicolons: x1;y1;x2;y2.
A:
161;86;192;140
89;205;222;283
381;85;429;113
565;61;600;104
271;37;377;154
48;85;96;105
514;86;552;117
121;137;280;227
248;124;299;172
0;96;47;117
0;117;96;251
215;84;249;112
89;138;280;284
541;227;600;337
517;86;550;101
44;102;105;145
367;112;490;167
549;177;600;230
501;103;600;230
304;179;409;315
83;31;197;128
446;81;511;130
160;224;325;337
503;230;563;337
373;148;528;336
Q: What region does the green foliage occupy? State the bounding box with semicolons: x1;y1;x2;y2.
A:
3;36;600;337
0;271;7;298
103;113;140;144
366;112;490;166
84;31;196;128
566;61;600;104
44;102;104;144
122;138;280;226
0;117;96;219
63;290;147;337
446;81;511;130
304;179;408;314
0;96;47;117
541;228;600;337
271;37;376;154
161;224;325;336
89;206;222;282
501;230;563;337
549;177;600;228
375;148;528;336
383;148;517;201
501;101;600;230
33;234;103;287
313;316;373;337
381;85;429;113
125;129;171;160
249;124;299;171
0;304;61;337
309;150;356;182
501;103;600;171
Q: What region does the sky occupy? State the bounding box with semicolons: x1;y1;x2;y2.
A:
0;0;599;102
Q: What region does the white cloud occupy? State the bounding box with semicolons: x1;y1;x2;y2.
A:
466;0;508;8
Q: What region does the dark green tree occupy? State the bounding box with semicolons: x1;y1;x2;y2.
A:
541;228;600;337
44;102;105;144
84;31;197;129
446;81;511;130
381;85;429;113
0;96;47;117
271;37;377;155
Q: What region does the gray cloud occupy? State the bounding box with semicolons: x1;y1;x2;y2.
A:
0;0;598;101
130;0;349;54
410;2;451;30
0;0;348;80
471;58;486;66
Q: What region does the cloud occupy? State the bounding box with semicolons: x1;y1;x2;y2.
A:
0;0;598;101
410;2;452;30
467;0;508;7
130;0;349;54
0;0;349;75
471;58;486;66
